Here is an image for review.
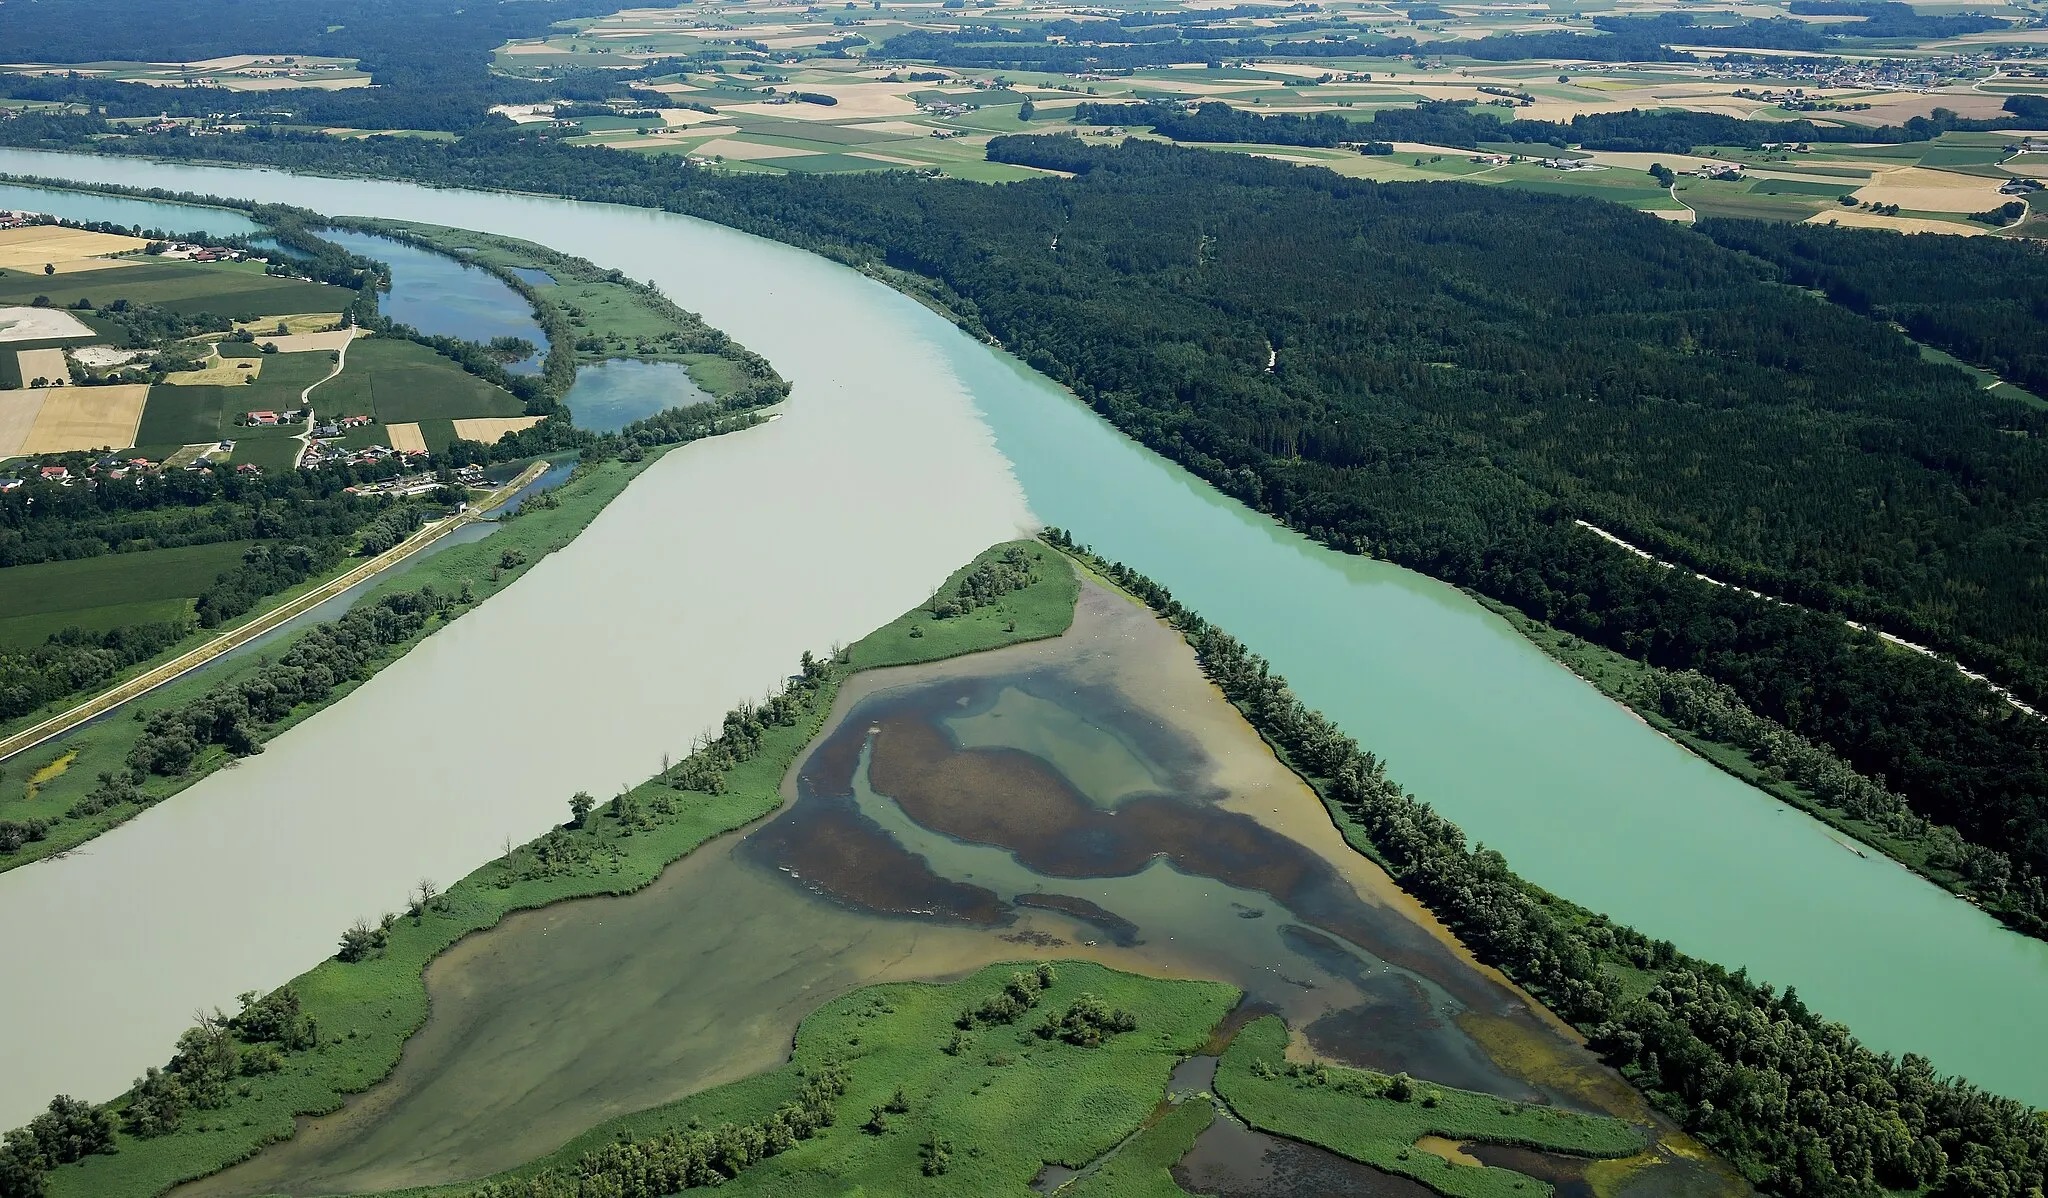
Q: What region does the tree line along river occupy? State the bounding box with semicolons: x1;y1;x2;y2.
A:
0;150;2040;1124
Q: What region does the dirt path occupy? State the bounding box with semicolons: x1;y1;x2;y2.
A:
290;324;358;469
0;460;549;766
1574;519;2043;720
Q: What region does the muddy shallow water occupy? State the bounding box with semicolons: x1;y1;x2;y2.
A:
186;579;1721;1196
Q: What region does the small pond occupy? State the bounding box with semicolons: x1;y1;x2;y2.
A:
563;359;713;433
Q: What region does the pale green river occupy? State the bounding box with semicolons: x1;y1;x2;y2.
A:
0;150;2039;1120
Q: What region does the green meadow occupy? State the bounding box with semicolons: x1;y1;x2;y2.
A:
0;540;255;648
0;260;343;320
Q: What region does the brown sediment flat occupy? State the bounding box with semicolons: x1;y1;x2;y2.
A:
780;580;1605;1082
184;571;1732;1198
1014;892;1143;946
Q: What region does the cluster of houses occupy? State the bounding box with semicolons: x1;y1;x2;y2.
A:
241;408;308;427
0;209;46;231
155;241;262;264
310;413;374;439
303;441;421;469
1715;51;2005;92
342;464;483;499
0;453;163;491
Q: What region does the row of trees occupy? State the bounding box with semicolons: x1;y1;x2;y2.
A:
1049;530;2047;1198
1638;668;2042;925
126;586;457;778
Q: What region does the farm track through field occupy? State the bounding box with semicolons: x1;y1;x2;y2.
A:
0;459;550;766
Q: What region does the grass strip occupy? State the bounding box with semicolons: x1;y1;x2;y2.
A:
1215;1016;1645;1198
1062;1099;1216;1198
38;539;1080;1198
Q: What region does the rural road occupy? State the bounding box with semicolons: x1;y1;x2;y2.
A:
0;459;550;766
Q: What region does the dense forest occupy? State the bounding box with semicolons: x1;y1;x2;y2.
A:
1698;219;2048;399
1053;532;2047;1198
11;124;2047;928
1077;94;2048;154
1071;99;1372;148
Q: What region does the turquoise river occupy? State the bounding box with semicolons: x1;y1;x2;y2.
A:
0;151;2039;1117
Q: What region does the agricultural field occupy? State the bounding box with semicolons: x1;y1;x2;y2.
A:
477;0;2048;231
0;224;149;273
0;53;369;91
0;238;535;465
0;258;341;319
0;541;257;648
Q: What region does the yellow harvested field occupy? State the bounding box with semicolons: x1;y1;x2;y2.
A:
452;416;546;444
0;225;150;272
16;348;72;386
694;137;817;161
1854;166;2010;213
258;329;355;353
1833;91;2015;127
658;108;730;128
165;353;261;386
724;82;921;120
385;422;428;453
1806;210;1990;237
1588;151;1745;174
20;383;149;453
848;151;934;168
0;389;46;458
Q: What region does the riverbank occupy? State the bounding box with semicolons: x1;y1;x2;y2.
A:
1472;592;2047;940
20;542;1076;1198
